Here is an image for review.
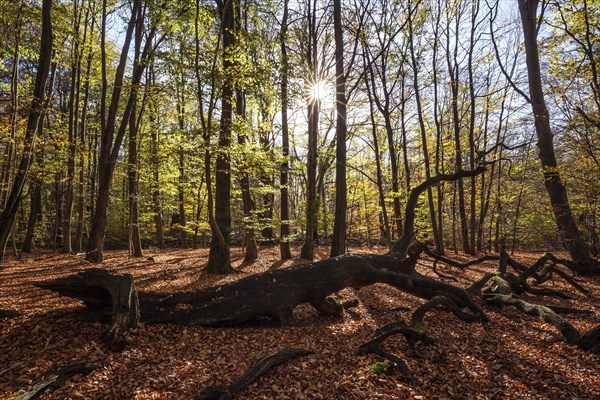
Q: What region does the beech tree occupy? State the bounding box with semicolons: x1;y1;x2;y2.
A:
206;0;236;274
279;0;292;260
300;0;321;260
517;0;596;270
86;0;159;263
0;0;53;262
330;0;348;257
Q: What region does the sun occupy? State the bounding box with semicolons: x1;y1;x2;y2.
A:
308;80;331;104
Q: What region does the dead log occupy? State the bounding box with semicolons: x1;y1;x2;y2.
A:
10;361;99;400
34;168;491;334
195;349;313;400
36;251;487;328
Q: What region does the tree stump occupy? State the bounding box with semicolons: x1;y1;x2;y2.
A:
35;268;139;348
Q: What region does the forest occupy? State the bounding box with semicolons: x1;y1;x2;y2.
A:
1;0;599;398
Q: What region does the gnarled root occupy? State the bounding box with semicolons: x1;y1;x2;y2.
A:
484;276;599;352
359;295;487;378
195;349;313;400
11;361;99;400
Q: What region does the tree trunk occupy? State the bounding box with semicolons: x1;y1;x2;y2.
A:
408;0;442;253
518;0;595;269
22;142;44;253
237;89;259;261
61;0;82;254
364;74;391;247
467;1;480;255
206;0;235;274
75;14;94;253
432;5;445;255
22;63;57;253
279;0;292;260
446;8;470;254
86;0;141;263
330;0;347;257
300;0;319;261
0;0;53;262
128;91;143;257
176;73;188;249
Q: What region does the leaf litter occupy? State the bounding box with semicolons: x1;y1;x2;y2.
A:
0;246;599;399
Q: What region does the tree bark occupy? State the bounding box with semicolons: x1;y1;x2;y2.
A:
330;0;348;257
86;0;146;262
0;0;53;262
300;0;319;261
408;0;441;253
518;0;595;269
279;0;292;260
207;0;235;274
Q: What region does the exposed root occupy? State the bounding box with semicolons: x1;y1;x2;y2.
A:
359;295;486;378
195;349;313;400
11;361;99;400
358;321;423;377
484;276;599;352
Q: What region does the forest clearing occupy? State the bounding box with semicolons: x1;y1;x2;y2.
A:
1;247;599;399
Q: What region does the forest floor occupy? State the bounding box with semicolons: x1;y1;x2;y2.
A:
1;245;599;399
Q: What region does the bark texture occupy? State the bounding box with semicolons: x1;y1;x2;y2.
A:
0;0;53;261
518;0;596;269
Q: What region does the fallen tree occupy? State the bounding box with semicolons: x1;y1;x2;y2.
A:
36;168;488;326
35;248;486;328
34;166;599;379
